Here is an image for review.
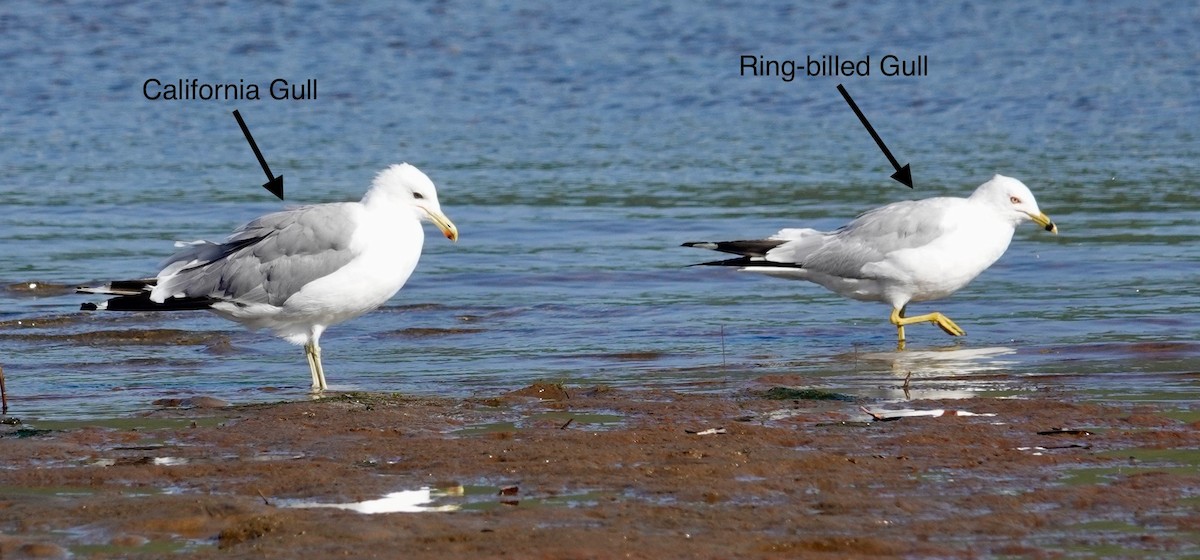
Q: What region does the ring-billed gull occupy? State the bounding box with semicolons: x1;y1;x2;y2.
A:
684;174;1056;348
78;163;458;391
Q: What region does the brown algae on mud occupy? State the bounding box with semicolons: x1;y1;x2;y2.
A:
0;385;1198;557
2;281;76;297
503;381;571;401
0;328;229;347
383;327;487;338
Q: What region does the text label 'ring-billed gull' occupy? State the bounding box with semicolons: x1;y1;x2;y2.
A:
79;163;458;391
684;174;1056;349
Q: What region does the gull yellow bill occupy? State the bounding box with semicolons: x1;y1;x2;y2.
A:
1029;211;1058;234
424;208;459;242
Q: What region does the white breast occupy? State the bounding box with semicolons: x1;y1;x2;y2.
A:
885;204;1015;304
276;207;426;328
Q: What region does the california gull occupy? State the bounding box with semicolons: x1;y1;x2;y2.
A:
684;174;1057;348
78;163;458;391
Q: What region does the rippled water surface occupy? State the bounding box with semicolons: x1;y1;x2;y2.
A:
2;1;1198;420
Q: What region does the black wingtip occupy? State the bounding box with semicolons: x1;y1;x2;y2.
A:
79;293;216;312
690;256;760;268
687;256;805;269
682;239;787;257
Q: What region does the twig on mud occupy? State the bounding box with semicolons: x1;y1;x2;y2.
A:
1;363;8;415
720;325;726;369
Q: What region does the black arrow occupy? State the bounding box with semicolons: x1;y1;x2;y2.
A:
232;109;284;200
836;84;913;189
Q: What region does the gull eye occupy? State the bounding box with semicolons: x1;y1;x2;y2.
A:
1009;196;1021;205
413;192;425;200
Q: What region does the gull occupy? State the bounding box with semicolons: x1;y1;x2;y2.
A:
78;163;458;391
683;174;1057;348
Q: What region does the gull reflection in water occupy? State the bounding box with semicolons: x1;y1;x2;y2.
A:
855;346;1019;400
283;487;461;514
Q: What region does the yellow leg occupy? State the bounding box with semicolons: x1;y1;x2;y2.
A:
890;306;966;347
313;343;327;391
304;341;327;392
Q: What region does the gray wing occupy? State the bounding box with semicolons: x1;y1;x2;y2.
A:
789;198;955;279
155;203;360;306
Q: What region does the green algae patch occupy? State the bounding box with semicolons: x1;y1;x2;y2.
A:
761;387;856;402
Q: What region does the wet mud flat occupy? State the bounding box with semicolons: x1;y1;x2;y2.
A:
1;382;1198;559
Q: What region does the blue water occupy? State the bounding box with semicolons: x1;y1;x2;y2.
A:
2;1;1198;420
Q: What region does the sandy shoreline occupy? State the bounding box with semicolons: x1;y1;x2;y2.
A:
1;381;1198;558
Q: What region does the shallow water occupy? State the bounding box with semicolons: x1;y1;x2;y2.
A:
2;1;1198;421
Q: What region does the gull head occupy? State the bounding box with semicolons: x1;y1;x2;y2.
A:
972;174;1057;234
364;163;459;242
